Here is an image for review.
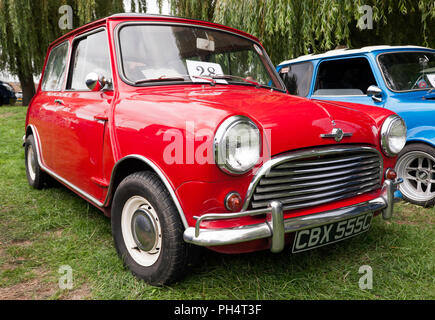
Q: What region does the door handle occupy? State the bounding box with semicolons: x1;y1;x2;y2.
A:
54;99;65;106
94;115;109;122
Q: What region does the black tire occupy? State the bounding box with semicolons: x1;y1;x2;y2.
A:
111;171;195;286
396;143;435;207
24;135;48;189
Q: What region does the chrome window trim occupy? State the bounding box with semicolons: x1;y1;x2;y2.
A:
113;21;286;91
26;124;189;229
279;60;314;97
241;145;384;211
375;50;435;93
65;27;115;92
40;41;70;92
313;55;379;95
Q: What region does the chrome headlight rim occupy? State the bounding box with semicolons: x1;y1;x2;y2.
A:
214;115;261;175
380;115;407;157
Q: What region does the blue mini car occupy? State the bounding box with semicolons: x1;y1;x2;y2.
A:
277;46;435;207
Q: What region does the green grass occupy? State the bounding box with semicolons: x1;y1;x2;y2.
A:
0;105;434;299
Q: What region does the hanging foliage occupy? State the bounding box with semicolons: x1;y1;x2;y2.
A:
0;0;128;105
169;0;216;21
168;0;435;64
129;0;148;13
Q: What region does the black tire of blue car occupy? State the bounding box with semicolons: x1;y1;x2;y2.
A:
25;135;48;189
396;143;435;207
111;171;198;286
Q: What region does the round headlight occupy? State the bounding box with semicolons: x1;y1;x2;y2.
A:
380;115;406;157
214;116;260;175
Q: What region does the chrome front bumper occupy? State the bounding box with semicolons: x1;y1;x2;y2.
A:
183;179;402;253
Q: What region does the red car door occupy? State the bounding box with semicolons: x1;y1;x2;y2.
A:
49;29;113;202
31;41;70;171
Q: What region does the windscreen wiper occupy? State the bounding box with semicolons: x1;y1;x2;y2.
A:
135;75;216;86
210;74;261;88
135;76;187;85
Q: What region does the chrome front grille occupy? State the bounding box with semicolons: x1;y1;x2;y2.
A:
246;147;383;211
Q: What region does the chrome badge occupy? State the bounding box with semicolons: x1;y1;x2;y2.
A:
321;128;352;142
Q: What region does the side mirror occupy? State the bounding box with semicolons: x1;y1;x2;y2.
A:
367;85;383;102
85;72;112;91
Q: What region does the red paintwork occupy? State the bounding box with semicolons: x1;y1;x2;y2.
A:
26;15;398;254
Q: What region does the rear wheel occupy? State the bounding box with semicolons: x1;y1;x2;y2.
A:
24;135;47;189
396;143;435;207
111;171;194;286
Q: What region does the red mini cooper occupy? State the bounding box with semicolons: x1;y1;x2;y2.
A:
25;14;405;285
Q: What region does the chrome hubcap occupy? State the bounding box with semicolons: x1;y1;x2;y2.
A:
131;208;158;252
396;151;435;202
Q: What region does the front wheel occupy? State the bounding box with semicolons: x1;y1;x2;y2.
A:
111;171;194;286
396;143;435;207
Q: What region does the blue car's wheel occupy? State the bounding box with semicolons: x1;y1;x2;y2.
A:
396;143;435;207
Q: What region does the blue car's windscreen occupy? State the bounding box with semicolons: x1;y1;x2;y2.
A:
378;51;435;92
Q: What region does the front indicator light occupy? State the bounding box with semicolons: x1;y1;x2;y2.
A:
385;168;397;180
225;192;242;212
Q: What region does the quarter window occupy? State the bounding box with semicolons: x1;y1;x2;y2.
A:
314;58;377;96
67;30;111;91
279;62;313;96
41;42;69;91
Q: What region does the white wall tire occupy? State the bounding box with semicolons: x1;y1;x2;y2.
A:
111;171;195;286
121;195;162;267
24;135;47;189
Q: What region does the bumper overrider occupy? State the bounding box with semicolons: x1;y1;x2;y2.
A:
183;179;402;253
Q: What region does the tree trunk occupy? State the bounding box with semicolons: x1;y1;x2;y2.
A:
18;73;36;106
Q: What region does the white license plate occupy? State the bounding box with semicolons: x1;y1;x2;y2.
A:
292;212;373;253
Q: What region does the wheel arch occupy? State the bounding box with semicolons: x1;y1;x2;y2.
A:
104;155;189;229
404;138;435;150
406;127;435;149
25;125;34;138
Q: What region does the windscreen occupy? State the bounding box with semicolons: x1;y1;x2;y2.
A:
118;24;285;91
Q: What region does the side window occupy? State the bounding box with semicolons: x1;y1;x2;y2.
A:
67;30;111;91
314;58;377;96
279;62;313;96
41;42;69;91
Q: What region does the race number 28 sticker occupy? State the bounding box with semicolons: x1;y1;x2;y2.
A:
186;60;227;83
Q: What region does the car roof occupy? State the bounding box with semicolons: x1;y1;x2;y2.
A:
48;13;260;49
278;45;434;66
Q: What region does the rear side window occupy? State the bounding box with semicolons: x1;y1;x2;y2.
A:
41;42;69;91
67;30;111;91
314;58;377;96
279;62;313;96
